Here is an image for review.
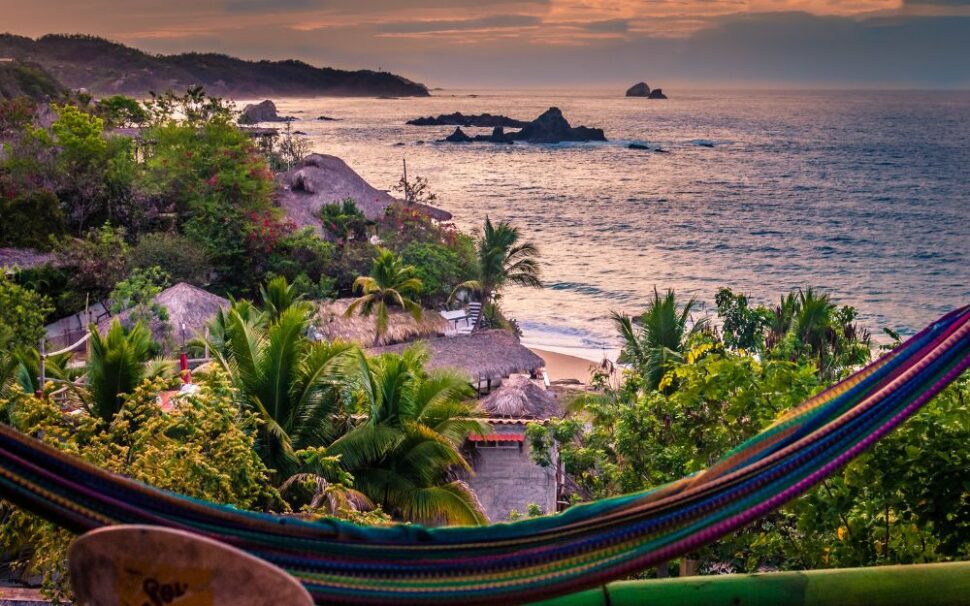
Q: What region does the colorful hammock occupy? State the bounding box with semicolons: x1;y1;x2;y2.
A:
1;305;968;605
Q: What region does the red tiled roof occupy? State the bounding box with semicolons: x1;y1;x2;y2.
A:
468;433;524;442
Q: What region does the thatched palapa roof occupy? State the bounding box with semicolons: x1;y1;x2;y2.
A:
369;330;546;382
0;247;57;273
99;282;228;348
277;154;452;230
477;374;563;420
315;299;447;347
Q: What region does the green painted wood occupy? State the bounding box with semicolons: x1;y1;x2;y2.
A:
532;562;970;606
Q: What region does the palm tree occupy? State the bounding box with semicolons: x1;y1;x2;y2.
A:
260;275;310;322
793;288;871;379
794;288;837;362
452;217;542;330
765;292;799;350
612;288;707;391
346;248;423;346
86;320;156;422
4;348;75;396
206;304;357;479
328;347;488;526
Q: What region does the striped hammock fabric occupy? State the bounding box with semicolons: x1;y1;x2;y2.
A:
1;305;968;605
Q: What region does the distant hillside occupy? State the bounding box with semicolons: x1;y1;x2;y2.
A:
0;34;430;98
0;60;65;100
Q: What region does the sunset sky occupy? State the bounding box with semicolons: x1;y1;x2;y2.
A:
3;0;969;87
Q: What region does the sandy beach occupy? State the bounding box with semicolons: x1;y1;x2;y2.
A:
529;348;604;385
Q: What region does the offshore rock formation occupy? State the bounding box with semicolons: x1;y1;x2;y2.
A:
625;82;668;99
509;107;606;143
408;112;529;128
438;107;606;144
443;127;473;143
239;100;293;124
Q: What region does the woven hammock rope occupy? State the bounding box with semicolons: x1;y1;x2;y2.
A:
1;304;968;605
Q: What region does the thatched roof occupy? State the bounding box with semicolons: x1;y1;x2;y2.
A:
276;154;452;230
477;375;563;420
369;330;546;382
99;282;228;348
314;299;447;347
0;247;57;272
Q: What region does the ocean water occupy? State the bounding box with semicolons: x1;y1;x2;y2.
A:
263;90;970;360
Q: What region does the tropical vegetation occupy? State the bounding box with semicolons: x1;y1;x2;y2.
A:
451;216;542;329
528;286;967;577
346;248;424;345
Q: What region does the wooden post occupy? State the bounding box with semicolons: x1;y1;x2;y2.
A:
36;338;45;398
402;158;410;203
679;557;699;577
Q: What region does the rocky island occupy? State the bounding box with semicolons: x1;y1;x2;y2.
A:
407;112;529;128
238;100;294;124
440;107;606;144
625;82;667;99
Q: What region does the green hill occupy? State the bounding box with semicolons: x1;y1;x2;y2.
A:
0;60;65;100
0;34;430;98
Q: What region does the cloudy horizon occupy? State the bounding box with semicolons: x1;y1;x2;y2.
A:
2;0;969;88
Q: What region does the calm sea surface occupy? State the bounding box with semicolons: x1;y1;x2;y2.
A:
264;90;970;359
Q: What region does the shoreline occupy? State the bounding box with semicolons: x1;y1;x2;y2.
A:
528;347;604;385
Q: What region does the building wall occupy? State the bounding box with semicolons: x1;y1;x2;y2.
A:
464;423;557;523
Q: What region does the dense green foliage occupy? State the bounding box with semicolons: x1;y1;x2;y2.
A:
127;232;211;285
321;198;371;242
400;237;477;307
206;284;486;524
346;248;424;345
0;61;64;101
0;274;53;351
330;348;488;525
1;87;481;329
529;287;967;576
86;320;170;422
0;377;275;592
612;288;707;391
451;216;542;328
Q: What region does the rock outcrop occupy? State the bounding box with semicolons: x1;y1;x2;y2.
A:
437;107;606;144
626;82;668;99
239;100;293;124
408;112;529;128
626;82;651;97
443;127;473;143
509;107;606;143
276;154;451;235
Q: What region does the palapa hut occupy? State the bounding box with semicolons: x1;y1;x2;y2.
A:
463;374;564;522
97;282;229;351
277;154;452;234
368;330;546;390
313;298;447;347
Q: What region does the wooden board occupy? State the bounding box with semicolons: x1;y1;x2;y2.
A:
68;525;313;606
